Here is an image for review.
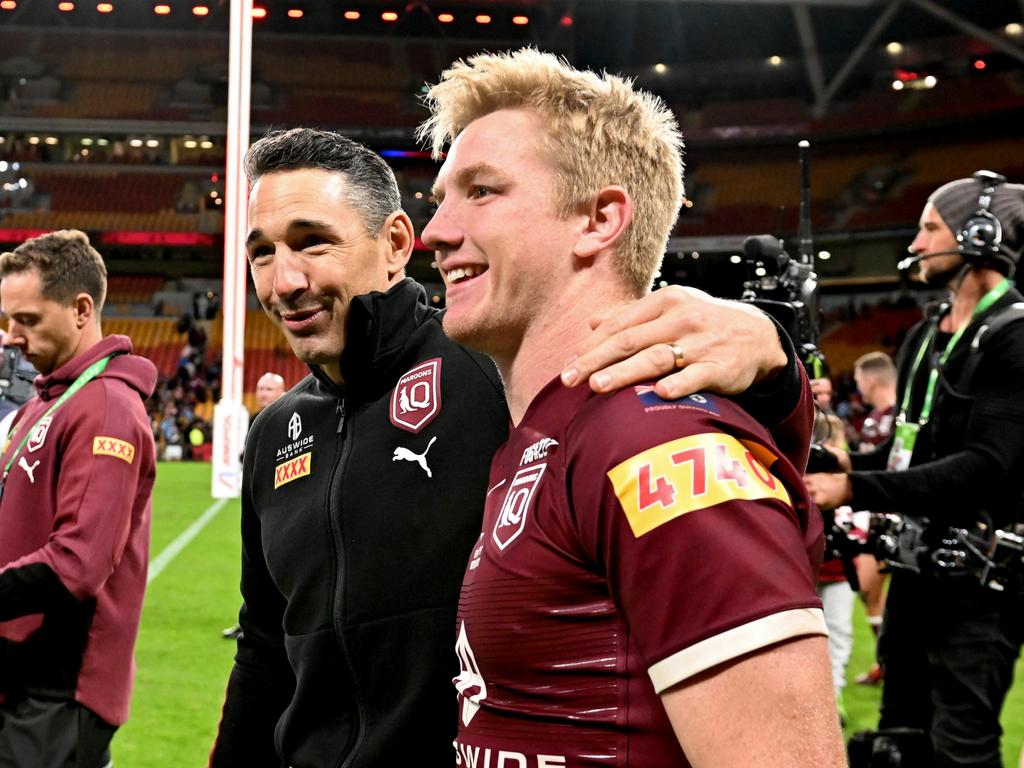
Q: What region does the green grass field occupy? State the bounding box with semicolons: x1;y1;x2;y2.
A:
116;462;1024;766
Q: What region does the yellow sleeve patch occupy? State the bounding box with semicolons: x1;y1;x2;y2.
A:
93;436;136;464
606;432;791;537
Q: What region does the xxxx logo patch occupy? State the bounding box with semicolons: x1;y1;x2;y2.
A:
274;451;311;489
92;436;136;464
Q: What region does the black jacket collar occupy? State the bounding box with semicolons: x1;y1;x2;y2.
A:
310;278;441;400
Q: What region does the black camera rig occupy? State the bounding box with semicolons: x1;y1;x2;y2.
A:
740;141;825;379
0;346;35;408
826;508;1024;594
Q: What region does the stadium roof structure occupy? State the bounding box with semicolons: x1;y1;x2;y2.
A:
0;0;1019;119
571;0;1024;114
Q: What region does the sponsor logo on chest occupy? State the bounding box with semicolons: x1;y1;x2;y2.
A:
274;411;315;489
519;437;557;465
276;411;316;462
274;451;311;489
390;358;442;434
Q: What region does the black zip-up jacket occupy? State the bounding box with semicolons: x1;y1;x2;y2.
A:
210;278;808;768
850;285;1024;534
211;280;509;767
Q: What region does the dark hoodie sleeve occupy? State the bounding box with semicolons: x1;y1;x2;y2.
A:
734;321;813;471
209;418;293;768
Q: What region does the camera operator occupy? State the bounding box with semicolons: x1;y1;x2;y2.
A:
806;172;1024;768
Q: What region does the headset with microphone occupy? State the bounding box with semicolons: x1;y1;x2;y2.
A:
896;248;961;273
958;170;1017;275
899;170;1017;276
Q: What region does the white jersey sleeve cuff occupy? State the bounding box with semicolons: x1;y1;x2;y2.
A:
647;607;828;694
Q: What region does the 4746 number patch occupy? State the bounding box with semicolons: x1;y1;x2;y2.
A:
606;432;791;537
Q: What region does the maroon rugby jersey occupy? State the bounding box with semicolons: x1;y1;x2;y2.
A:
454;378;826;767
859;404;894;449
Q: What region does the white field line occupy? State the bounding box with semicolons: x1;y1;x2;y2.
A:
147;498;230;584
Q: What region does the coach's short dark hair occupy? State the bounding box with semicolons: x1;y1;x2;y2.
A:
0;229;107;310
244;128;402;236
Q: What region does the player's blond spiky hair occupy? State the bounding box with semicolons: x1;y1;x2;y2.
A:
418;47;684;295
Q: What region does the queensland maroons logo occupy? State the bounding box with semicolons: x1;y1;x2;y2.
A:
390;358;442;434
26;416;52;453
492;464;546;550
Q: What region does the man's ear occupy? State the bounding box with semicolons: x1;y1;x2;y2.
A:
383;210;415;282
572;185;633;261
74;292;96;329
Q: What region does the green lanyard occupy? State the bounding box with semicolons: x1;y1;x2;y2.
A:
897;278;1013;426
2;355;112;481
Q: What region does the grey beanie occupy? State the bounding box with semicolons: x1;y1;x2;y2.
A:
929;174;1024;254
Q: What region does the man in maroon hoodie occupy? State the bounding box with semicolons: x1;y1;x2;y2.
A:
0;229;157;767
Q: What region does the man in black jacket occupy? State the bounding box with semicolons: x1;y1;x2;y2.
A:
807;172;1024;767
210;127;809;768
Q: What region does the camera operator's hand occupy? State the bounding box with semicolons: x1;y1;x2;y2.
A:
804;472;853;511
809;377;833;410
560;285;787;399
824;444;852;472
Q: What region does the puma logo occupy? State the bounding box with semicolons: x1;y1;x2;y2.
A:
392;436;437;478
18;457;39;484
